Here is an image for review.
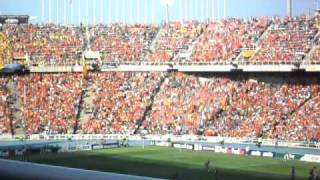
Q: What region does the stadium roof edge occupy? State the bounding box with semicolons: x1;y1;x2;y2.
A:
0;15;29;24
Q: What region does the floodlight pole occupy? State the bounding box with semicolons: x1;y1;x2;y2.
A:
108;0;111;24
152;0;155;24
86;0;89;24
179;0;183;22
144;0;147;23
56;0;59;24
137;0;140;23
128;0;130;23
78;0;81;24
48;0;51;23
206;0;209;20
217;0;220;19
64;0;67;24
313;0;319;14
100;0;103;23
287;0;292;17
224;0;226;19
41;0;44;23
71;1;74;25
185;0;188;21
166;3;169;25
93;0;96;25
212;0;215;20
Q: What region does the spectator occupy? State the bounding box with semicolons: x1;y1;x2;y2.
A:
291;166;295;180
252;16;317;64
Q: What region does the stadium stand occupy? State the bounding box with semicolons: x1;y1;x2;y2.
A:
146;21;203;63
0;15;319;142
89;24;158;64
0;77;15;135
3;24;85;65
1;15;319;65
15;73;84;134
0;72;318;141
192;17;269;64
252;16;318;64
281;92;320;141
144;72;320;141
79;72;166;134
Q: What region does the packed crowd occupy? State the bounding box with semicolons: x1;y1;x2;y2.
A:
191;17;269;63
0;77;11;134
0;32;13;65
0;15;319;65
146;21;203;63
80;72;166;134
252;16;318;64
0;72;319;141
145;72;217;134
282;91;320;141
3;24;85;65
15;73;84;134
90;24;158;63
144;73;320;141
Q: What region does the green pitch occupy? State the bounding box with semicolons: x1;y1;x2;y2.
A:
24;146;319;180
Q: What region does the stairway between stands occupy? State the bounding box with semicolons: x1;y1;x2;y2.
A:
6;77;25;136
133;73;169;134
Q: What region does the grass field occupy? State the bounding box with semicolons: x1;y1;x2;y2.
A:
21;146;320;180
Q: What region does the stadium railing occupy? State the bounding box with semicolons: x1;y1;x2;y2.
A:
1;134;319;149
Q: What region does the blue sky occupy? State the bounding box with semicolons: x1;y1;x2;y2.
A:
0;0;318;24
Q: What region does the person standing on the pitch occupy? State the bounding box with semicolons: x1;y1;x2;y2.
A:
309;166;317;180
204;160;210;172
291;166;295;180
